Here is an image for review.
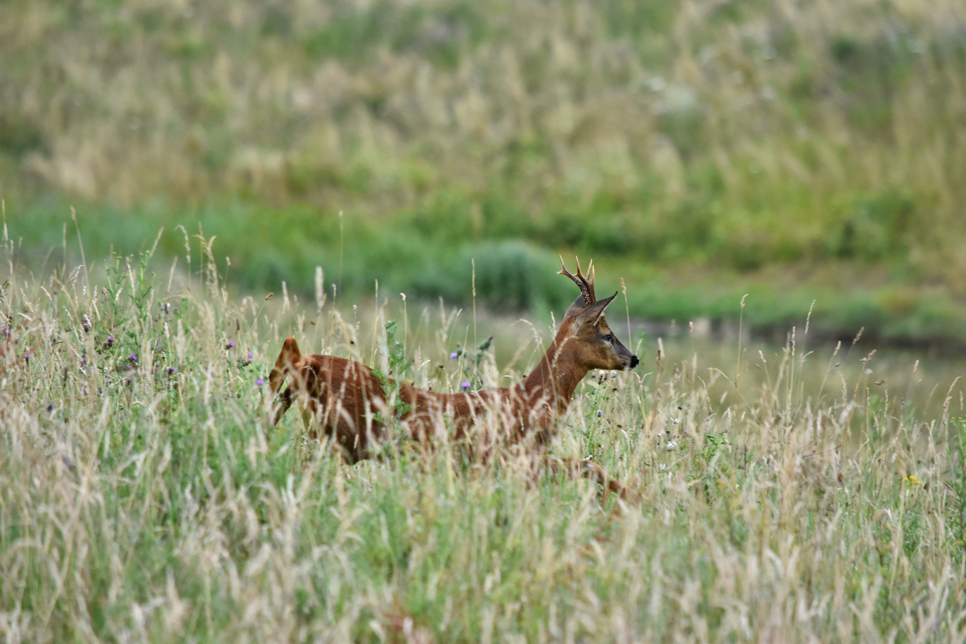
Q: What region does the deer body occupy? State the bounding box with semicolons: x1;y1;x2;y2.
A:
269;259;639;465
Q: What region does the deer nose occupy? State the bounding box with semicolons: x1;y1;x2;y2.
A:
629;355;639;369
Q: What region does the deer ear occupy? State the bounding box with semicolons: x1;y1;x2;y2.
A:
563;295;587;319
576;292;618;327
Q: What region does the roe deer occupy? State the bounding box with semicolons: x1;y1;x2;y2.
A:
269;258;639;497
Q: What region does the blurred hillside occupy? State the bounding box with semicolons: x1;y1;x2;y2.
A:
3;0;966;342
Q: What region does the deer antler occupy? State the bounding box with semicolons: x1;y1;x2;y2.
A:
558;256;597;305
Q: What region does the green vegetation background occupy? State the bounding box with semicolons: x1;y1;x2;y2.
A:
3;0;966;343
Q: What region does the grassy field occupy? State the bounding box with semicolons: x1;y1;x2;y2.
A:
2;235;966;641
11;200;966;352
3;0;966;345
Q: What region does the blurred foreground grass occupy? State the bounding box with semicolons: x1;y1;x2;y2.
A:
2;237;966;641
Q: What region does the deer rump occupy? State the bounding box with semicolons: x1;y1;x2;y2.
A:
269;337;555;463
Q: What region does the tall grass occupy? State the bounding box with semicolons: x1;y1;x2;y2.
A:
2;235;966;641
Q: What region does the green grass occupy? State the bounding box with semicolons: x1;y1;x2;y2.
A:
10;198;966;349
2;237;966;641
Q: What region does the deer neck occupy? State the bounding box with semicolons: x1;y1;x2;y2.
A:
520;329;590;412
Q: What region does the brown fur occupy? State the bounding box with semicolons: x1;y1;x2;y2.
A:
269;259;640;498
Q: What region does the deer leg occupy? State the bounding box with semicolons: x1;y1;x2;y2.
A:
545;456;639;506
573;459;640;506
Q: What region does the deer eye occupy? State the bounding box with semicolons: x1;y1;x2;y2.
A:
603;334;613;342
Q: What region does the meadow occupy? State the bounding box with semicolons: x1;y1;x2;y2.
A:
3;0;966;639
2;231;966;642
3;0;966;345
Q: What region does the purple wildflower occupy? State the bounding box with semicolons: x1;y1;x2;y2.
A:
167;367;175;373
256;379;264;386
247;352;253;360
129;354;138;362
460;381;470;389
226;341;235;349
450;352;458;360
106;337;114;344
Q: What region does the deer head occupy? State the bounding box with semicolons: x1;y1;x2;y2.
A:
558;257;639;371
